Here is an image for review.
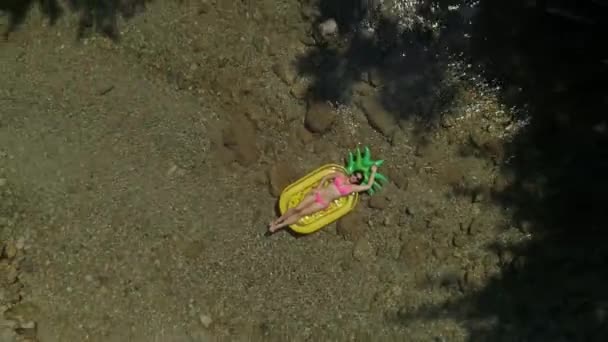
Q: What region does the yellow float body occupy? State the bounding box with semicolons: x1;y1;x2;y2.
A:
278;163;359;234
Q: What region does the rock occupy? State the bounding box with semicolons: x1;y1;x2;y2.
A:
398;214;408;227
198;0;212;14
352;238;375;262
18;321;36;338
0;178;6;187
290;82;309;100
222;114;259;166
382;214;393;226
398;238;428;267
317;18;338;39
432;247;447;260
4;242;17;259
357;96;397;138
267;162;297;197
5;265;18;284
336;212;365;242
305;101;336;133
452;233;467;247
15;239;24;250
388;167;409;190
368;195;389;209
271;62;297;86
294;125;314;145
199;314;213;328
465;218;483;236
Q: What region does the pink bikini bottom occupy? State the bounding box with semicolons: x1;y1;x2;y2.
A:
314;190;329;208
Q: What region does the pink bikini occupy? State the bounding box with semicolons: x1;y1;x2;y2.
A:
314;176;353;208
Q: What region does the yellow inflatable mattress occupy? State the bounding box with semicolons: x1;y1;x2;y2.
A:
278;163;359;234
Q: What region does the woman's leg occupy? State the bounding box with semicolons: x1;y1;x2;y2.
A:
269;202;326;233
271;192;318;226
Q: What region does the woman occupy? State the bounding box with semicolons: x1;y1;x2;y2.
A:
268;165;378;233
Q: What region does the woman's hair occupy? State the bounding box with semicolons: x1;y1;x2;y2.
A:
353;171;364;185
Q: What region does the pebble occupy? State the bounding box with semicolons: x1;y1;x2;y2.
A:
290;82;309;100
4;243;17;259
352;238;375;262
452;233;467;247
317;18;338;38
271;61;297;86
466;218;482;236
5;265;18;284
398;214;408;227
0;178;6;187
15;238;24;250
382;215;393;226
199;314;213;328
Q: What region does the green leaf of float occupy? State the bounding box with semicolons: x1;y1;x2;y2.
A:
363;146;371;162
375;159;384;167
346;152;354;174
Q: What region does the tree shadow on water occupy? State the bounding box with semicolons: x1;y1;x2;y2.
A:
395;1;608;341
295;0;460;136
0;0;151;40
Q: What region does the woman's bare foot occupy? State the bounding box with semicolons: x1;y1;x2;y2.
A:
268;222;281;233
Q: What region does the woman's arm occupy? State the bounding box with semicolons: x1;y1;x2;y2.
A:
316;172;340;189
350;166;378;193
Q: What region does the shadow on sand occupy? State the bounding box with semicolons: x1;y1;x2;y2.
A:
298;0;608;340
0;0;151;40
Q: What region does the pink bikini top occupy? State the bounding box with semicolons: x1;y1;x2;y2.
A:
333;176;352;195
